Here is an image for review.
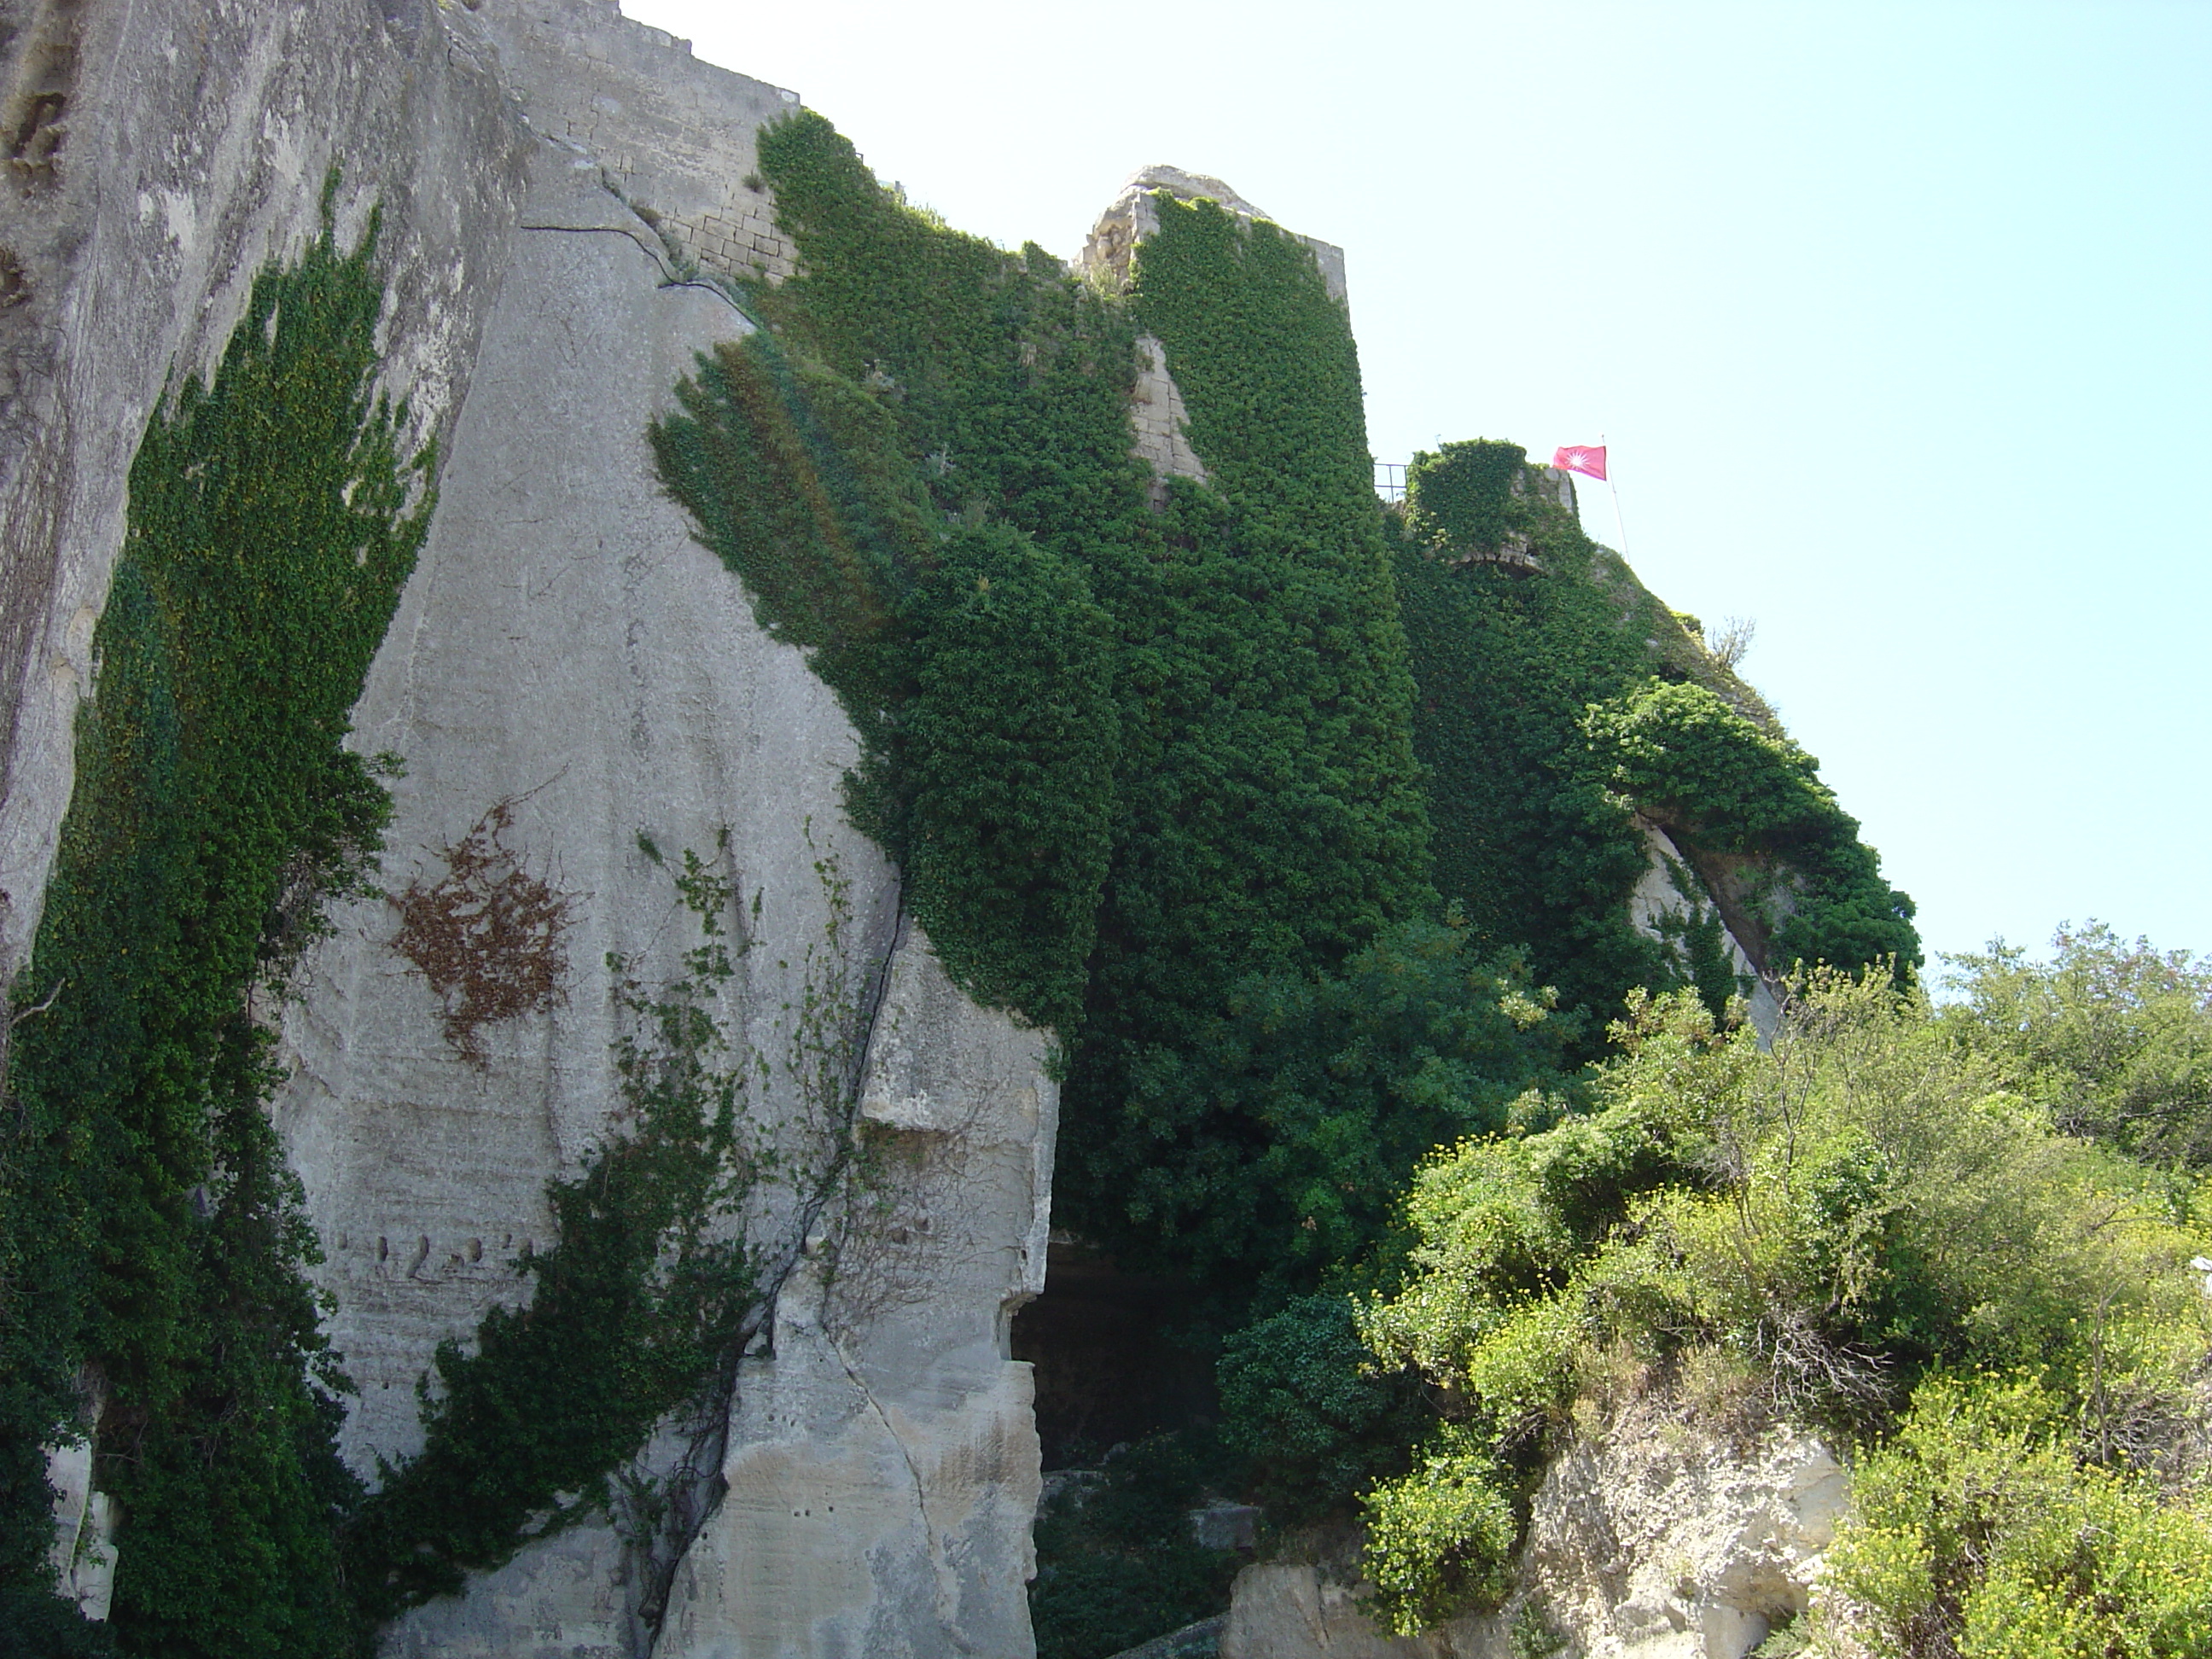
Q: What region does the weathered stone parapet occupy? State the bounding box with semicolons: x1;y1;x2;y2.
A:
1080;164;1348;304
463;0;802;282
1080;166;1348;508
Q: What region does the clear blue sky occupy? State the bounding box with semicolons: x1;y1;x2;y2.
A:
624;0;2212;974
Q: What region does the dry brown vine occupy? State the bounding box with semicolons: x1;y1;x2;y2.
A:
389;796;579;1066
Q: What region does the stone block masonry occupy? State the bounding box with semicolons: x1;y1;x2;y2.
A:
1080;164;1349;304
468;0;801;282
1081;166;1348;507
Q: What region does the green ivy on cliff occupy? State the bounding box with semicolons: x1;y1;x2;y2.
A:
664;118;1440;1180
1388;445;1917;1031
1402;438;1528;555
898;527;1121;1028
0;183;427;1657
1582;678;1918;976
650;113;1138;1033
1388;473;1669;1039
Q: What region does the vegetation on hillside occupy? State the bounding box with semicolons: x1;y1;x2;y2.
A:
1349;961;2212;1646
649;114;1932;1656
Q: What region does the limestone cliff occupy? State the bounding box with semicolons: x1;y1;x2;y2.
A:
0;3;1050;1653
1219;1419;1845;1659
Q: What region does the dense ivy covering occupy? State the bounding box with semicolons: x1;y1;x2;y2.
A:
650;114;1140;1033
1391;467;1917;1033
899;527;1121;1027
0;192;427;1656
1388;492;1673;1033
1062;189;1435;1286
1403;439;1528;554
659;119;1446;1292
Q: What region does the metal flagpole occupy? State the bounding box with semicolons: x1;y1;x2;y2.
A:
1602;430;1628;556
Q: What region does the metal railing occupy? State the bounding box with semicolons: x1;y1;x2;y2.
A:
1372;459;1405;503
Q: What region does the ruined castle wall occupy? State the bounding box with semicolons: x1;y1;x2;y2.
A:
469;0;803;282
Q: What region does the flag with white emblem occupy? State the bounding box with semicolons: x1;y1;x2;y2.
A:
1551;445;1607;481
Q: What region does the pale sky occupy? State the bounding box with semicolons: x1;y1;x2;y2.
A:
622;0;2212;973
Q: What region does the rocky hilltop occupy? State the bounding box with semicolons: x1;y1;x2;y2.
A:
0;4;1943;1658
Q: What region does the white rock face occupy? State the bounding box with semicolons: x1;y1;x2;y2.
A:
1523;1428;1844;1658
0;0;530;989
1221;1425;1845;1659
294;104;1050;1659
655;924;1054;1659
1627;818;1783;1039
43;1437;117;1623
279;126;860;1484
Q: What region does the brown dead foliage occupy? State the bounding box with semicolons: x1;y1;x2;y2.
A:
389;796;579;1066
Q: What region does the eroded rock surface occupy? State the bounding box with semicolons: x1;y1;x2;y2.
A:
1221;1423;1845;1659
654;923;1055;1659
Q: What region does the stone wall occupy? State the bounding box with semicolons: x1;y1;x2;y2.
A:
468;0;803;282
1128;333;1209;508
1081;166;1348;509
1080;164;1348;303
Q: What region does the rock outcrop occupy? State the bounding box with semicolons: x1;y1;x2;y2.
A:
1220;1423;1845;1659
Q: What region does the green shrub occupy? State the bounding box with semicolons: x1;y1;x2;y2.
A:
1941;922;2212;1167
1095;915;1569;1300
1028;1435;1241;1659
1359;1425;1517;1635
1217;1295;1425;1523
1582;678;1918;976
1359;975;2212;1631
1823;1372;2212;1658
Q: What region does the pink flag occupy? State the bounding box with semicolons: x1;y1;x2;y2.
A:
1551;445;1607;481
